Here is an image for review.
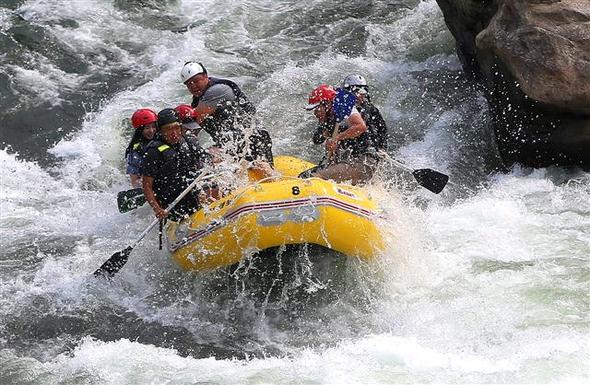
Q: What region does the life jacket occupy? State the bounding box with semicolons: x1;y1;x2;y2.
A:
358;101;388;151
144;136;208;219
131;140;148;154
124;129;151;159
191;77;256;151
333;88;357;123
322;112;371;160
125;135;151;175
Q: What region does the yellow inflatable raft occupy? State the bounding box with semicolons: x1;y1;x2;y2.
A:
165;156;384;272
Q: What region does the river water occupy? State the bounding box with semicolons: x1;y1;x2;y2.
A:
1;0;588;384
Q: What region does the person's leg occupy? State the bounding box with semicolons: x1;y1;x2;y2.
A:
313;162;360;184
312;157;376;185
298;164;325;178
249;129;274;165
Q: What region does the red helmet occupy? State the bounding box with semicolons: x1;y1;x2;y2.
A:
131;108;157;129
174;104;195;123
306;84;336;110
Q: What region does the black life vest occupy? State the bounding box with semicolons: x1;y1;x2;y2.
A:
191;77;256;150
324;113;371;159
124;129;150;159
131;141;148;154
144;136;208;219
358;101;388;151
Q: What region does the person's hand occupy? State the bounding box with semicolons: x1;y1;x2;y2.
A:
154;206;168;220
248;160;275;179
325;138;339;153
207;146;223;164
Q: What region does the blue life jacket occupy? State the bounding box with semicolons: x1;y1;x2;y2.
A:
333;88;371;158
333;88;357;123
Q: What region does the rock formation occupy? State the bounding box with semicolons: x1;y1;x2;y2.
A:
436;0;590;169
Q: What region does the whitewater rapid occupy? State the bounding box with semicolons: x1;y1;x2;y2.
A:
1;0;588;384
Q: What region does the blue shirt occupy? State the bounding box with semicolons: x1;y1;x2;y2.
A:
126;143;145;175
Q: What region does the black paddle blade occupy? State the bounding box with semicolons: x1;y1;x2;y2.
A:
412;168;449;194
117;188;146;213
93;246;133;278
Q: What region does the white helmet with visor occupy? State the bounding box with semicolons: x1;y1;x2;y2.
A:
180;61;207;83
342;74;368;94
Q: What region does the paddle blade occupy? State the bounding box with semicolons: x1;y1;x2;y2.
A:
93;246;133;278
412;168;449;194
117;188;146;213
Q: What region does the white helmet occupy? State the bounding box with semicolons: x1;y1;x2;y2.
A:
342;74;367;89
180;61;206;83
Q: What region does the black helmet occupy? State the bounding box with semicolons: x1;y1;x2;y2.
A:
157;108;180;129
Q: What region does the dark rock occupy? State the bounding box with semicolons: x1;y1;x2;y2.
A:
436;0;590;169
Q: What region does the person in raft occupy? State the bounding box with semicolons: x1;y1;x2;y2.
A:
125;108;158;188
180;61;274;176
300;84;377;185
141;108;212;221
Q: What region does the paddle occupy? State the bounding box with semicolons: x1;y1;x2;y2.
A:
388;158;449;194
327;122;341;163
117;188;146;213
94;170;219;279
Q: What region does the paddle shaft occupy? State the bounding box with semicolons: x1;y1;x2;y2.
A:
133;171;219;246
327;123;341;162
94;171;219;278
388;158;413;174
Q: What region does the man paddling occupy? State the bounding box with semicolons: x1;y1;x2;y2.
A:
180;61;274;173
142;108;211;220
341;74;388;154
301;84;377;185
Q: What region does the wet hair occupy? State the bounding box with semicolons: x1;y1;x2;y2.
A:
124;128;148;158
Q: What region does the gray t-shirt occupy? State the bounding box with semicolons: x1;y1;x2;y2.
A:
199;84;236;108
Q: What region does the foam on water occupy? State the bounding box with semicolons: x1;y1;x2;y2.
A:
1;0;589;383
371;168;589;380
366;0;454;61
3;329;587;384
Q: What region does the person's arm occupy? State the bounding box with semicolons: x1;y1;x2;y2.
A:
325;113;367;153
129;174;142;189
192;103;216;124
207;146;223;163
335;113;367;141
192;84;236;124
142;176;167;219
